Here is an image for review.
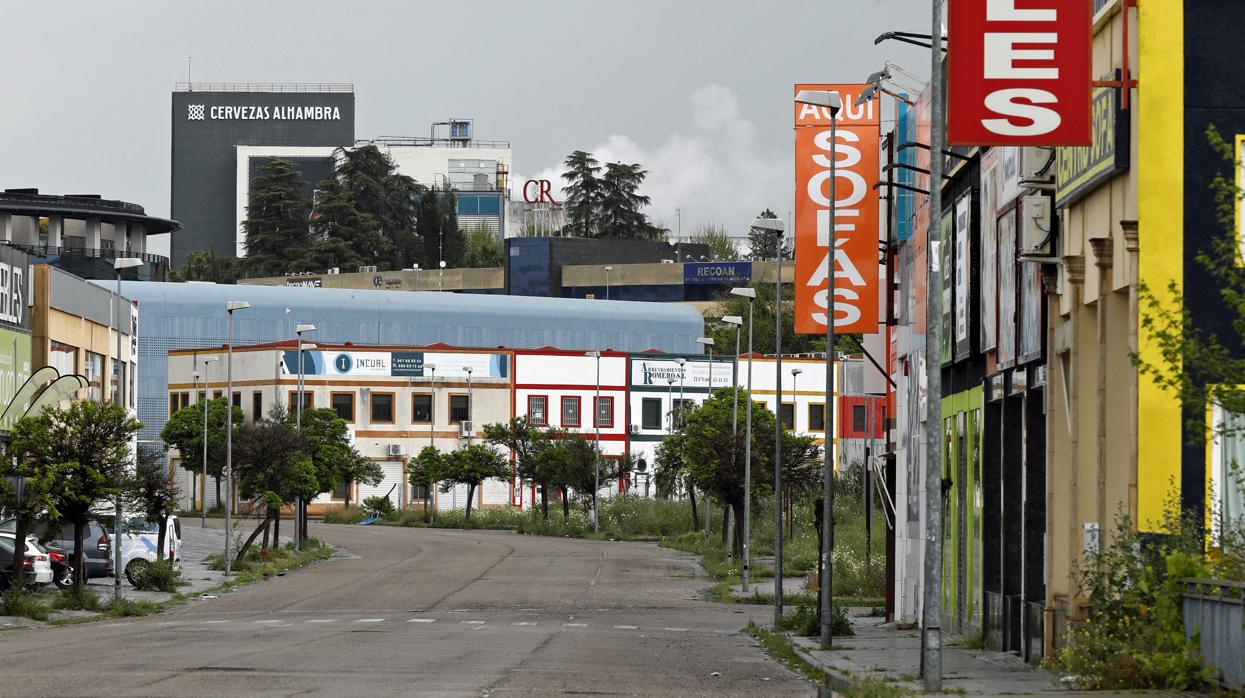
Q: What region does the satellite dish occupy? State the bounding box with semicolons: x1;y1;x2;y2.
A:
636;458;648;473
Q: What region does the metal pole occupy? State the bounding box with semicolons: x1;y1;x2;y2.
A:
923;0;946;688
774;250;784;624
820;112;838;648
466;369;473;445
224;310;235;577
201;362;209;528
593;353;601;533
728;325;740;560
703;346;714;543
742;298;754;592
295;341;304;550
429;367;437;517
113;272;123;602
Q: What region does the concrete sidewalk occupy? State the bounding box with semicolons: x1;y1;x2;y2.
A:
787;616;1201;697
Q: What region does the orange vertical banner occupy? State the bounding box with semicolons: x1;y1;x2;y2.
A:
794;83;880;335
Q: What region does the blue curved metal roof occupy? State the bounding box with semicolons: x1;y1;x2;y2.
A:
96;281;704;440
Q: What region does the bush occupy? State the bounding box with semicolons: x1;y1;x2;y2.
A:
774;601;853;638
108;598;158;617
133;560;182;592
0;589;49;621
1047;509;1210;690
360;496;395;520
53;586;105;611
322;506;365;524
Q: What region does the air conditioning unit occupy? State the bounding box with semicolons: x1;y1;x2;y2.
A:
629;424;640;434
1020;146;1056;186
327;267;340;275
387;443;404;457
1019;195;1053;257
358;265;378;273
459;421;474;438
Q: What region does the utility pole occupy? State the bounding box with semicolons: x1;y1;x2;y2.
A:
922;0;946;689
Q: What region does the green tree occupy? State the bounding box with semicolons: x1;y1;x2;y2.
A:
9;401;142;587
652;430;700;529
483;418;555;519
409;446;441;521
302;177;385;272
335;145;422;268
232;412;319;554
0;442;57;588
598;162;663;240
160;397;243;510
688;222;740;262
242;158;311;278
461;223;503;268
748;208;791;260
561;150;603;236
171;249;245;283
676;387;776;556
415;189;464;269
295;407;381;520
433;444;509;521
126;444;179;561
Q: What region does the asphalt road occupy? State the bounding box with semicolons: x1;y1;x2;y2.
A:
0;523;812;697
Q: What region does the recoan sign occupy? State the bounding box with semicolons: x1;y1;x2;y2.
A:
793;83;880;335
947;0;1092;146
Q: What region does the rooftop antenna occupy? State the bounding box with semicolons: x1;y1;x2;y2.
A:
187;56;192;85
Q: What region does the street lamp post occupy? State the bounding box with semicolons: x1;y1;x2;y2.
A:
464;366;473;445
111;257;142;601
224;300;251;576
753;215;787;622
200;357;219;528
586;351;602;532
696;337;715;543
722;315;744;560
426;364;437;518
730;287;756;591
604;266;614;301
794;88;842;648
294;324;317;549
439;260;446;292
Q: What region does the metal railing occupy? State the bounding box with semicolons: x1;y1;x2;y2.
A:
1183;577;1245;690
6;243;167;266
175;82;353;93
359;136;511;149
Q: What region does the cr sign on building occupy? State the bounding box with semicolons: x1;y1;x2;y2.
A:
947;0;1092;146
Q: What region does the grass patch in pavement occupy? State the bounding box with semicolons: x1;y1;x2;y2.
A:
747;622;908;697
0;590;50;621
202;538;334;586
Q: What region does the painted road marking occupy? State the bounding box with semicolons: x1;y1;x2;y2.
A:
563;623;588;627
407;618;436;623
306;619;336;624
511;622;537;626
613;625;638;630
254;620;282;624
356;618;385;623
461;620;486;625
201;620;230;624
664;627;690;632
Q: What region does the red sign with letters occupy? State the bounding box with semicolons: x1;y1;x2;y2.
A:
947;0;1091;146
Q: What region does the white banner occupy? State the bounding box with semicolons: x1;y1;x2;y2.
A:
630;359;734;389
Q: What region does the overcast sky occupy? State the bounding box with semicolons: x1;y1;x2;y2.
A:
2;1;930;256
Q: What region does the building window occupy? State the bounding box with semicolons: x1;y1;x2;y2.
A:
331;392;354;422
528;395;547;426
49;341;76;377
85;351;103;401
412;394;432;423
780;403;795;430
561;396;581;427
111;359;124;406
233;392;242;409
332;479;350;500
641;398;662;430
852;404;867;433
252;392;263;422
1211;405;1245;537
594;396;614;428
169;392;189;415
370;392;395;423
673;398;695;429
450;394;470;423
288;391;313;414
213;390;223;399
809;404;826;432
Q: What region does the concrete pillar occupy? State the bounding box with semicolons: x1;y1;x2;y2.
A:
85;217;102;250
130;222;145;254
0;213;10;243
46;215;63;248
114;221;129;252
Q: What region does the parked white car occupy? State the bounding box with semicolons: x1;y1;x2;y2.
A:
109;515;182;586
0;532;53;588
